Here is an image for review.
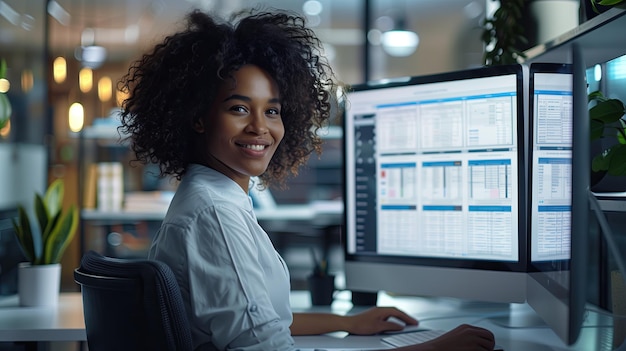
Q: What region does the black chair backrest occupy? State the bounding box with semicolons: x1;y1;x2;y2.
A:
74;250;193;351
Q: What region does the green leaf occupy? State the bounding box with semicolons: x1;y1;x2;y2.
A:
11;179;76;265
44;179;63;218
0;59;5;78
598;0;625;5
12;206;36;263
589;99;626;124
34;193;49;239
43;211;62;254
0;93;11;127
41;180;65;247
617;120;626;144
591;0;601;13
588;90;608;103
607;144;626;176
592;151;610;172
591;119;604;140
43;205;78;264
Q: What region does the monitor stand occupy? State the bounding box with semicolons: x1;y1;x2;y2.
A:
351;291;378;306
490;303;547;328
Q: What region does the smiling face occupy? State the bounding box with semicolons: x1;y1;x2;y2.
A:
193;64;285;191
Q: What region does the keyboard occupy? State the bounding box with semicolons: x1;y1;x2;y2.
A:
381;329;447;347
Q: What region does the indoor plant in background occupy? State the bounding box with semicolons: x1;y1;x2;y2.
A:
0;58;11;129
589;90;626;190
481;0;528;66
587;0;626;19
481;0;584;67
11;179;78;307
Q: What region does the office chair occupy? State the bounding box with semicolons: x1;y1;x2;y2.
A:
74;250;193;351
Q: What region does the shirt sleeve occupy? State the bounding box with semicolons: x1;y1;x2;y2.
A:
152;204;295;351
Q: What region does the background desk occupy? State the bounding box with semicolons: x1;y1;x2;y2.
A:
0;293;85;350
79;201;344;260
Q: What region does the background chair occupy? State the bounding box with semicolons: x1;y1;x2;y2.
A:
74;250;193;351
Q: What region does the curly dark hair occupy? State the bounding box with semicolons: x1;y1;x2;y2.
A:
118;8;339;187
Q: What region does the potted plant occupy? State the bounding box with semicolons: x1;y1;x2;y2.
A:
0;58;10;130
11;179;78;306
481;0;528;66
589;90;626;188
482;0;583;66
588;0;626;15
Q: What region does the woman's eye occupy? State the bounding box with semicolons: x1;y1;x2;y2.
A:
267;108;281;115
230;105;248;113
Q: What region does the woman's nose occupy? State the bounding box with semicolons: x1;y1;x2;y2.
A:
246;112;269;134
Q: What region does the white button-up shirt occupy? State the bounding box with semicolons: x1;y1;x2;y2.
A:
149;164;294;350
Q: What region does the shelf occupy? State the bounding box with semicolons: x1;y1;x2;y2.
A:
82;209;167;223
82;200;343;226
524;7;626;67
593;192;626;212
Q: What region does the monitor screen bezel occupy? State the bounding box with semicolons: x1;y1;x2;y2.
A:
342;64;529;301
526;53;588;345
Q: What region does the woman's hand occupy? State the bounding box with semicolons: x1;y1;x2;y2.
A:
344;306;419;335
406;324;496;351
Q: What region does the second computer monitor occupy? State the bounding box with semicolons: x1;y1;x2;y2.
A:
526;55;589;345
343;64;528;303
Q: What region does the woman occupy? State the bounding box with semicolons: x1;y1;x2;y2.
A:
119;8;496;351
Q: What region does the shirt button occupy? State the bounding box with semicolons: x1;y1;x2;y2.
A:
249;304;258;313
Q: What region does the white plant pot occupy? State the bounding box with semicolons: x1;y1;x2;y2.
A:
17;262;61;307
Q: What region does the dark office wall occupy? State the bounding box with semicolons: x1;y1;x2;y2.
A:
0;209;26;295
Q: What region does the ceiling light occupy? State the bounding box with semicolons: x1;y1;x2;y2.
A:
75;45;107;69
381;29;419;57
98;77;112;102
0;78;9;93
53;56;66;84
79;68;93;93
69;102;84;133
76;28;107;69
303;0;323;16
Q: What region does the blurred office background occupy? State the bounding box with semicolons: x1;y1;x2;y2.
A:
0;0;489;294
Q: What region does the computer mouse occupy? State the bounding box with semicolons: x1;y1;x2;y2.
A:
382;317;427;334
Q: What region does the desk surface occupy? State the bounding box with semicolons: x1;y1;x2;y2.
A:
290;291;618;351
81;200;344;225
0;293;86;342
0;290;618;350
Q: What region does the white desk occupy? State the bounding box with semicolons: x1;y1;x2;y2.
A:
0;292;86;345
290;291;620;351
0;291;619;351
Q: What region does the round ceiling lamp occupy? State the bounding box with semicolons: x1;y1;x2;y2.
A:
75;28;107;69
381;29;419;57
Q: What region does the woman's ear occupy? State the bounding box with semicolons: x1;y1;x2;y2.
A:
193;118;205;133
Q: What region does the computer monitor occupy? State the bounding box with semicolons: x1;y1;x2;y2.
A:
343;64;528;304
526;48;588;345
